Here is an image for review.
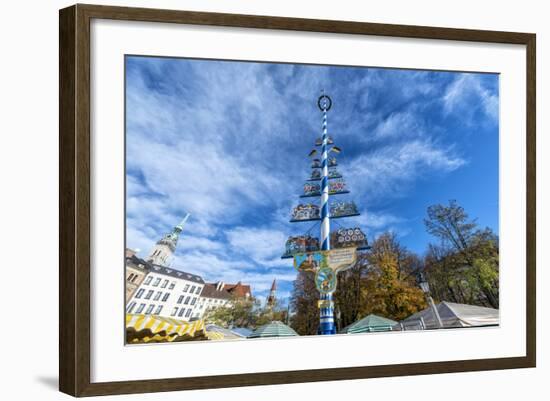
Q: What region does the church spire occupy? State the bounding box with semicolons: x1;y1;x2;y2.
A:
146;213;190;267
266;278;277;308
175;213;190;233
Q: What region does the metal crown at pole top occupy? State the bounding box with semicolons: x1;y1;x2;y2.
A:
317;94;332;112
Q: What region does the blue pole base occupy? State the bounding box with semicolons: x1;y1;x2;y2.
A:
319;292;336;335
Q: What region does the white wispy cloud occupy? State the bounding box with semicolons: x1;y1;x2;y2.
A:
443;74;499;123
226;226;288;265
372;111;424;140
344;139;466;202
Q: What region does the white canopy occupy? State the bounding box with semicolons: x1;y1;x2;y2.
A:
401;301;499;330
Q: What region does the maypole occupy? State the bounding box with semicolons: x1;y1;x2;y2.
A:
318;93;335;335
283;92;369;336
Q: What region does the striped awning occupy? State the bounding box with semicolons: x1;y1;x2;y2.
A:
126;314;206;343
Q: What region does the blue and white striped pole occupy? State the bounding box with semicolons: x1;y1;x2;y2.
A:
318;93;336;335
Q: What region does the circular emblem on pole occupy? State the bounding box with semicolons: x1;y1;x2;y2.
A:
315;267;337;294
317;94;332;111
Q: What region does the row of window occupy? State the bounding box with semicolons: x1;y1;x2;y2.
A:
176;295;197;306
182;284;201;295
171;306;192;318
143;276;176;289
142;276;202;295
126;302;163;316
134;289;171;302
126;302;193;319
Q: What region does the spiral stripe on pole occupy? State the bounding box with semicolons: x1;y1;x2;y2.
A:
319;96;336;335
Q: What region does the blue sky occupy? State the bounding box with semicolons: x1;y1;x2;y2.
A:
125;56;499;306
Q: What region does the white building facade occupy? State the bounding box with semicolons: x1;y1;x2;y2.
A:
126;264;205;322
193;282;233;320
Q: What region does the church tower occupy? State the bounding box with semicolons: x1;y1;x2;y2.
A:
266;278;277;308
146;214;190;267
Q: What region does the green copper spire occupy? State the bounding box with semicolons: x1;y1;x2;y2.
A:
156;213;190;252
175;213;190;233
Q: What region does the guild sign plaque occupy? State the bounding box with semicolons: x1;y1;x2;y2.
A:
293;247;357;293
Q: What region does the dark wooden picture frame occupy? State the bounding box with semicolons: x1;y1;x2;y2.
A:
59;3;536;397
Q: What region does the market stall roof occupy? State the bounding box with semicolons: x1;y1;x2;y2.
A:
125;314;206;343
205;324;243;341
231;327;253;338
401;301;499;330
340;314;398;334
248;321;298;338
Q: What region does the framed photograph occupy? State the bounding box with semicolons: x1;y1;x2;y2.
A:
59;4;536;397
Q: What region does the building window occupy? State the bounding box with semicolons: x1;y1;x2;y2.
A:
126;302;136;313
144;290;154;300
183;284;190;292
154;305;163;315
144;276;152;285
152;278;161;287
154;291;162;301
136;303;146;314
131;274;139;283
191;297;197;305
184;296;190;305
127;273;135;282
195;286;202;294
145;304;155;314
178;308;185;317
162;293;170;302
135;289;145;299
161;279;169;288
171;307;178;316
190;285;196;293
185;309;192;317
177;295;184;304
169;282;175;289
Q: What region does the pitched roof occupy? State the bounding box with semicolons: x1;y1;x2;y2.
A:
248;321;298;338
341;314;398;334
204;281;252;298
200;284;232;300
149;264;205;284
230;327;253;338
401;301;499;329
125;255;204;284
224;282;252;298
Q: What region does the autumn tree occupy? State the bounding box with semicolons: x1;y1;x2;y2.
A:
204;295;290;330
357;233;427;321
203;297;259;328
423;201;499;308
289;270;319;335
333;252;371;329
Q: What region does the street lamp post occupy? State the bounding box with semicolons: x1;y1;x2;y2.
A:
418;272;444;329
